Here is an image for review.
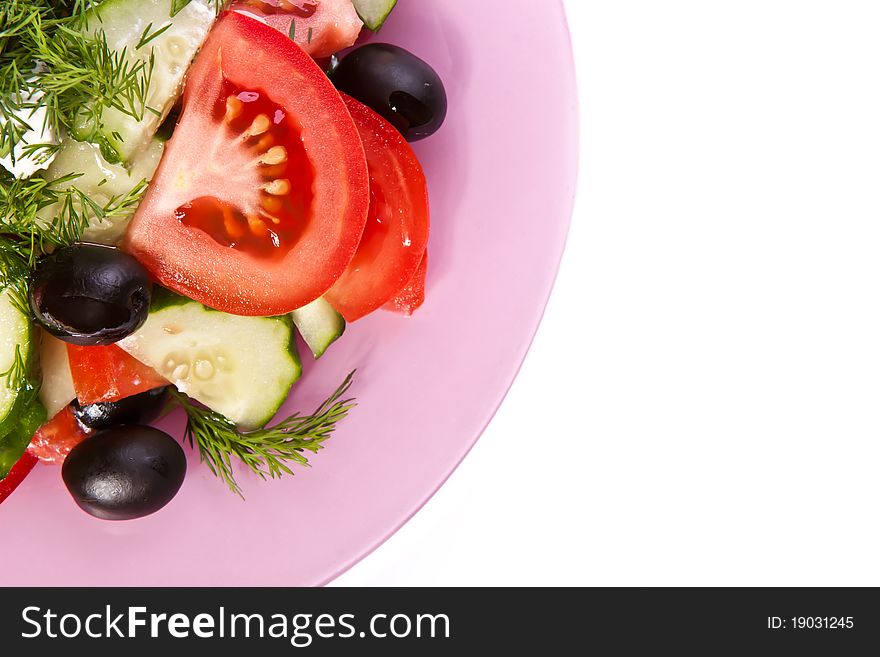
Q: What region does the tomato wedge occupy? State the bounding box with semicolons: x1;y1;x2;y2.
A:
383;252;427;316
0;451;38;503
28;407;92;465
124;12;369;316
67;344;167;406
324;95;430;322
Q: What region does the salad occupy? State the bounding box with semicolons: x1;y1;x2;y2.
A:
0;0;446;520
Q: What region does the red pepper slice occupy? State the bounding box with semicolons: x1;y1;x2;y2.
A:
27;406;93;465
67;344;167;405
0;451;38;504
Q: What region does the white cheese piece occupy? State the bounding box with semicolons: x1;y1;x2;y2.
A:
0;87;59;179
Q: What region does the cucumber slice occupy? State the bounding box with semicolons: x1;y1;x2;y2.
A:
0;286;34;436
351;0;398;31
291;298;346;359
38;138;165;245
117;290;302;430
38;331;76;419
0;400;46;480
73;0;216;163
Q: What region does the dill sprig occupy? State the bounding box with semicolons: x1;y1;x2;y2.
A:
0;1;227;161
34;25;158;141
0;242;31;306
171;0;193;16
0;168;148;268
0;343;29;393
1;2;150;159
173;0;229;18
0;0;167;269
171;372;357;497
0;256;37;400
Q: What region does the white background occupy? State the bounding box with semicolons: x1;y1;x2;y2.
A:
334;1;880;586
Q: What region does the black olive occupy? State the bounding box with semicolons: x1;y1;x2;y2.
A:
332;43;447;142
72;387;169;431
29;243;151;346
62;426;186;521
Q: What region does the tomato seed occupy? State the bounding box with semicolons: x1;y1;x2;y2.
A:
246;114;272;137
265;179;291;196
225;96;243;122
260;146;288;165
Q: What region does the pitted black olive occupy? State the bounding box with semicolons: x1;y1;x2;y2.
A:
29;243;151;346
62;426;186;521
72;387;169;431
332;43;447;141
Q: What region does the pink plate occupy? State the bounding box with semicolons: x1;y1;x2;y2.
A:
0;0;577;586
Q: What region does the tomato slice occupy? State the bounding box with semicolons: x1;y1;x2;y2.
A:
67;344;167;406
324;95;430;322
231;0;363;58
383;252;427;316
27;407;92;465
0;451;38;503
124;12;369;316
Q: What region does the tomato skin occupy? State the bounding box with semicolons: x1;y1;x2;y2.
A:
325;95;430;322
383;252;427;316
124;12;369;316
27;407;92;465
0;451;38;503
67;344;167;406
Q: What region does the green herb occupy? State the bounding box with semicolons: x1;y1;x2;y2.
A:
170;0;193;17
0;261;39;410
42;30;157;136
0;241;32;294
171;372;357;496
0;344;29;394
307;27;313;44
0;167;148;267
0;1;158;162
0;1;156;282
171;0;228;17
136;21;173;50
288;18;296;41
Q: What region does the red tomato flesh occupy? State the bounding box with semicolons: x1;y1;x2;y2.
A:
175;80;316;260
67;344;167;405
27;407;92;465
232;0;363;58
124;12;369;316
383;252;427;316
0;451;38;503
325;95;430;322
